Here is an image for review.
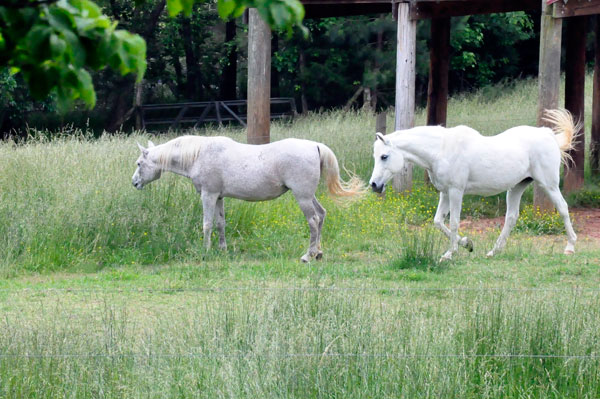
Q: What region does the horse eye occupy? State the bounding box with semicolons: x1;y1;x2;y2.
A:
381;154;388;161
137;162;141;167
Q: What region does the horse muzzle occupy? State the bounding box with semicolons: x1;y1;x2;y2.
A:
370;181;384;193
132;180;144;190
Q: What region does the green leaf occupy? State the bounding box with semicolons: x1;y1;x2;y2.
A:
270;4;291;28
166;0;183;17
47;7;75;33
24;25;52;63
217;0;236;19
75;67;95;106
50;34;67;58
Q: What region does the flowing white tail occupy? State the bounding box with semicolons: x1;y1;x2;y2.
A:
318;144;366;199
543;108;582;166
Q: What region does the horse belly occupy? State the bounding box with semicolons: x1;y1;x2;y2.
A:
465;170;529;196
221;176;288;201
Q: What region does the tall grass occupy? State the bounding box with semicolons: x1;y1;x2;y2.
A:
1;288;600;397
1;75;597;275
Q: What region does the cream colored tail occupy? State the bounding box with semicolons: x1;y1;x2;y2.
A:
543;108;582;166
318;144;366;200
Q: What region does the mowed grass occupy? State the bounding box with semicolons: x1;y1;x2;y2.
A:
1;75;600;397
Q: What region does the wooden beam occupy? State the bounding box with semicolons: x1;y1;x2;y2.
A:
563;16;587;193
304;3;391;18
426;18;450;127
554;0;600;18
592;15;600;177
376;111;387;134
410;0;539;20
247;8;271;145
392;2;416;193
535;0;562;210
425;17;450;186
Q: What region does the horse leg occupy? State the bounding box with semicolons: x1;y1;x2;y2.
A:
215;197;227;250
434;192;473;253
312;196;326;260
201;191;219;250
543;186;577;254
295;195;321;263
440;188;464;261
487;180;531;257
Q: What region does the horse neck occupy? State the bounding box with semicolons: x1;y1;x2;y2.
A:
150;141;195;178
389;127;444;169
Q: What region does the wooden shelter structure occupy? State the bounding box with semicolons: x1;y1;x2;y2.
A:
247;0;600;206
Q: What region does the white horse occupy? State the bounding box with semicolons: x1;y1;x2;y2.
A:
369;109;579;261
132;135;364;262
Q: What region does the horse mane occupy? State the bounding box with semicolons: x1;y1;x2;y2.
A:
156;136;204;170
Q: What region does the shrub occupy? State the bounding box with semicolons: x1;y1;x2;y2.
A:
567;187;600;208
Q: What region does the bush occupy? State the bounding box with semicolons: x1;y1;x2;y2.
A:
567;187;600;208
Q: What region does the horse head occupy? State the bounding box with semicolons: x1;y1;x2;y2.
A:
132;140;161;190
369;132;405;193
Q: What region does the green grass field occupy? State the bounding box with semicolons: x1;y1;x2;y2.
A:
1;76;600;398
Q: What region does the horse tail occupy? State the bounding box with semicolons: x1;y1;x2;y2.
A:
317;144;366;200
543;108;582;166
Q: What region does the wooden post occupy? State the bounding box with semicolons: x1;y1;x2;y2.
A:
425;17;450;186
563;16;587;193
376;111;387;134
247;8;271;144
426;18;450;128
392;2;416;193
591;15;600;177
376;111;387;198
535;0;562;210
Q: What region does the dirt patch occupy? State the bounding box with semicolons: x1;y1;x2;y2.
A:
460;208;600;241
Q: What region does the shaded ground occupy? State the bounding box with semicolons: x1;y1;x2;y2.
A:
461;208;600;241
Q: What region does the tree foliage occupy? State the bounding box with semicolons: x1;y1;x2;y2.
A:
0;6;557;134
0;0;147;110
0;0;304;112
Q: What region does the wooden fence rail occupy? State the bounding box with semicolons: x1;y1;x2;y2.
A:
140;98;297;130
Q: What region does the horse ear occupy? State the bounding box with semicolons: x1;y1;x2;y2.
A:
137;142;148;157
147;140;156;148
375;132;389;145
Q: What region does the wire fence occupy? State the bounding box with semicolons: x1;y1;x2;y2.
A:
1;286;600;293
0;352;599;360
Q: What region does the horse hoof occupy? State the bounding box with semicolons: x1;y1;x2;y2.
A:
564;249;575;255
300;255;310;263
461;237;474;252
486;250;494;258
315;251;323;261
439;253;452;262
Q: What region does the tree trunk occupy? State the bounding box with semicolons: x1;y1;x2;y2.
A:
106;78;134;132
220;19;238;100
299;49;308;114
271;32;280;98
181;17;200;100
173;54;184;98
